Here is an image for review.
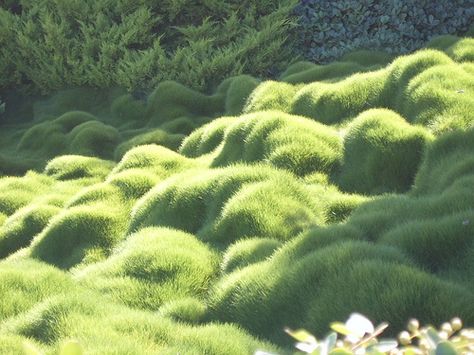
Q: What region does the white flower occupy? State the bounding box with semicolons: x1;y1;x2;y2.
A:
345;313;375;342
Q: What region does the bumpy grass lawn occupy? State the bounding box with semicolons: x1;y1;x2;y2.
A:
0;34;473;354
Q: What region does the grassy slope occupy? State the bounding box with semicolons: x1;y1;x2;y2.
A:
0;34;474;353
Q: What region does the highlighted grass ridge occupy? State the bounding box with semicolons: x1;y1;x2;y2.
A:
0;34;473;353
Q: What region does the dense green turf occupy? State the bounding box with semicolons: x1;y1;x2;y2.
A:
338;109;432;194
0;34;474;353
75;227;219;311
181;111;343;177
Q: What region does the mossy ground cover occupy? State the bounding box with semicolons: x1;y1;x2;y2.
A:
0;34;474;353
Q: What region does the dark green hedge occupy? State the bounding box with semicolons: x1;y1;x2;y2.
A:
0;0;297;94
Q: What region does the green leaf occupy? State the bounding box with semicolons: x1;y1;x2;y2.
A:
366;348;384;355
284;327;317;344
402;346;423;355
22;341;43;355
371;340;398;352
295;341;318;354
323;332;338;353
329;348;352;355
449;339;470;349
330;322;353;336
60;340;83;355
424;327;442;348
435;341;459;355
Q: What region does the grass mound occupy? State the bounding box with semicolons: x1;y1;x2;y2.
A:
29;183;129;269
0;33;474;352
379;209;474;273
401;62;474;133
18;111;119;160
114;129;184;160
0;204;60;258
181;111;343;177
145;81;226;127
221;237;281;273
129;165;324;246
75;227;219;311
44;155;115;181
0;172;53;216
158;297;207;324
111;144;201;178
243;45;472;131
209;239;474;343
1;291;279;354
338;109;432;194
0;259;73;321
413;128;474;195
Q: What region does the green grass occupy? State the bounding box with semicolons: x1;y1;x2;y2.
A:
0;33;474;353
44;155;115;181
128;164;331;247
182;111;343;177
1;290;280;354
74;227;219;311
0;259;74;321
338;109;432;194
0;204;60;259
221;237;281;273
14;111;120;169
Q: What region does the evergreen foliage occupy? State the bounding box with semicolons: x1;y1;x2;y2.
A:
0;0;298;93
